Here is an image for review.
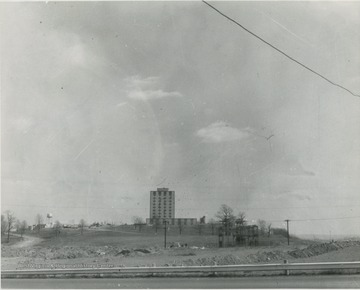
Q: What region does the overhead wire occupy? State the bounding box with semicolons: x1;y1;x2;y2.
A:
202;0;360;98
268;216;360;223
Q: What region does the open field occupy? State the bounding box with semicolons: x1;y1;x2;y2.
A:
2;225;360;271
1;235;24;246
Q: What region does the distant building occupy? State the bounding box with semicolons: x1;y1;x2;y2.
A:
150;188;175;220
146;217;198;226
147;188;197;225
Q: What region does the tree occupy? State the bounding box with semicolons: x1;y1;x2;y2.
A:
132;216;145;232
79;219;86;235
257;219;267;235
1;214;8;236
215;204;235;234
267;223;272;237
236;212;247;226
5;211;16;243
215;204;235;224
35;214;44;234
53;220;62;237
132;216;144;224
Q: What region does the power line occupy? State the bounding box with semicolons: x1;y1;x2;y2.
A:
290;216;360;222
269;216;360;223
202;0;360;98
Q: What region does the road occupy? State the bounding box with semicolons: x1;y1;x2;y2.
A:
11;235;43;248
2;275;360;288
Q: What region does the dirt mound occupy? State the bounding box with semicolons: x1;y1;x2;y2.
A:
176;250;289;267
245;250;288;263
1;245;158;260
288;240;360;259
171;240;360;267
134;248;152;254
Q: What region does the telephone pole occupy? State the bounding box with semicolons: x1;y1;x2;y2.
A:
285;219;290;245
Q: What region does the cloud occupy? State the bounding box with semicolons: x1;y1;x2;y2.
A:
196;121;249;143
128;89;182;100
125;75;182;101
272;190;313;201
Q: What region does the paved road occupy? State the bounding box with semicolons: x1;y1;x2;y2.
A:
2;275;360;288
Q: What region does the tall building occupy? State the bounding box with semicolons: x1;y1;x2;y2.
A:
150;188;175;220
147;187;198;226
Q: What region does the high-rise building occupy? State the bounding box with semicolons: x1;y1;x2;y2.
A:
149;188;175;220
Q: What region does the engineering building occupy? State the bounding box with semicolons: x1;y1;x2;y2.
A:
146;188;197;225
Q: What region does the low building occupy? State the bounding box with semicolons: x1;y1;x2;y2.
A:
146;217;197;226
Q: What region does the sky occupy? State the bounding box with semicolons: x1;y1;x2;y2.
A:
1;1;360;237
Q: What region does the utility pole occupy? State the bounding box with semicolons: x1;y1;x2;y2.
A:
163;220;168;249
285;219;290;245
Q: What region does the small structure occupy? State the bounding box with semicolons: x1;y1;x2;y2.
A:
233;225;259;246
146;217;197;226
218;224;259;247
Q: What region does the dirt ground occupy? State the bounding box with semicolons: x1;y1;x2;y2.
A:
2;228;360;271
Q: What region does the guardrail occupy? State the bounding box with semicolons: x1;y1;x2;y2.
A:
2;261;360;278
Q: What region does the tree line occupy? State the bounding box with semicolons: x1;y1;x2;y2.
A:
1;211;88;243
131;204;274;237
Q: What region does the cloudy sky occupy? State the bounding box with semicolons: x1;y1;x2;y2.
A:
1;1;360;237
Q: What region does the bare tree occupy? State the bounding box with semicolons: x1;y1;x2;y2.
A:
53;220;62;237
35;214;44;234
132;216;144;224
215;204;235;235
236;212;247;226
257;219;267;235
215;204;235;224
267;223;272;237
79;219;86;235
1;214;8;236
132;216;145;232
5;211;16;243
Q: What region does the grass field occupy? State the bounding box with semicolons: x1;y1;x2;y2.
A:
2;225;359;271
22;224;306;249
1;234;24;246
